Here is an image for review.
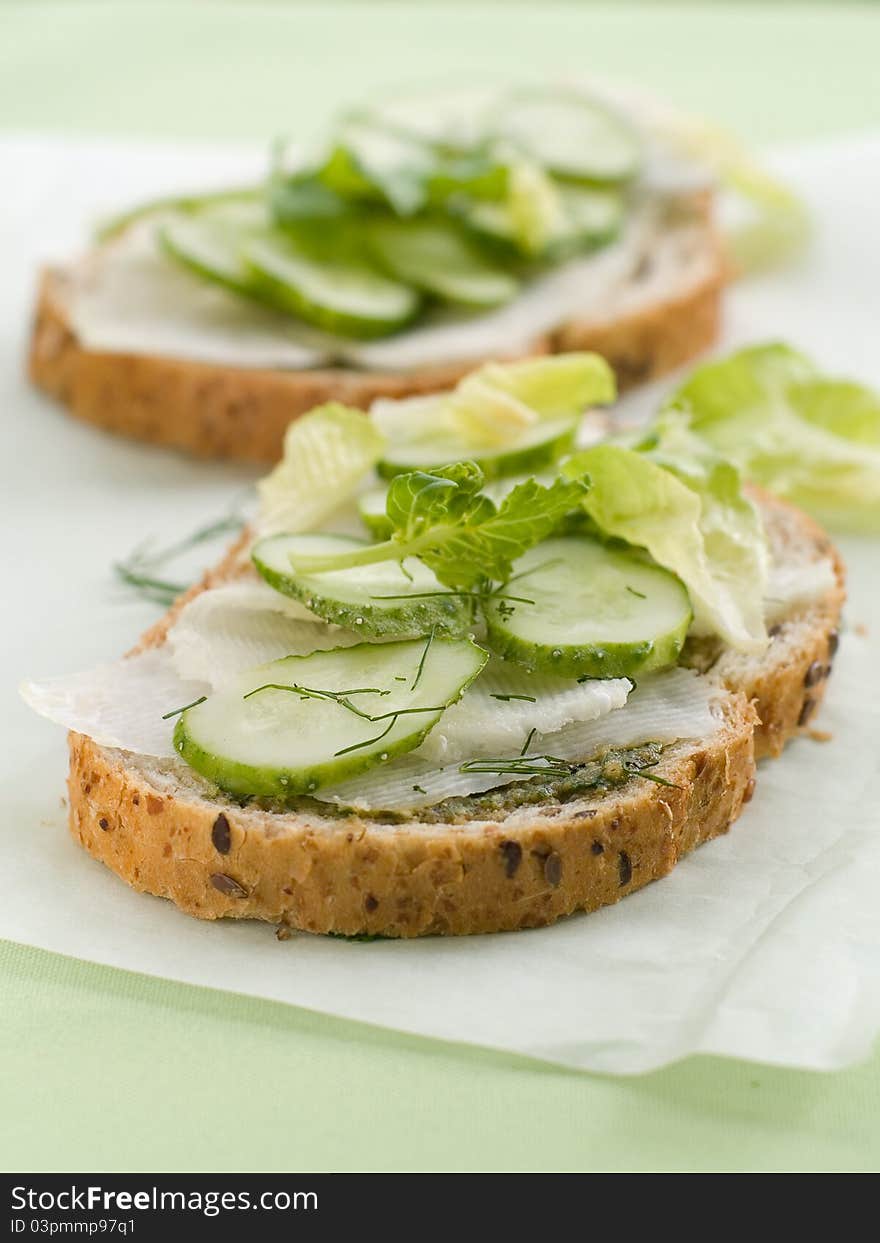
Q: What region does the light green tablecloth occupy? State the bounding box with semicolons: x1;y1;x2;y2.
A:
4;2;880;1172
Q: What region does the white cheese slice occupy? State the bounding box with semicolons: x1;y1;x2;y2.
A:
414;660;631;765
20;580;366;757
764;558;837;621
166;579;365;688
321;667;721;812
20;647;204;758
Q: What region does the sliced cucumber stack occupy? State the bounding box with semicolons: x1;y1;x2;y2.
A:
485;536;692;678
252;533;476;638
376;414;578;481
243;232;421;339
357;487;394;539
498;90;641;183
174;638;488;802
367;217;518;309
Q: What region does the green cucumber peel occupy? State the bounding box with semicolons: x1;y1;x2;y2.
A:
252;533;477;639
243;230;421;339
157;204;267;300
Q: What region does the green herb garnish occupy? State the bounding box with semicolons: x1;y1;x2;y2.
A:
242;682;441;726
115;510;246;607
242;663;446;759
459;754;575;780
287;463;588;591
411;628;435;691
638;772;683;790
161;696;207;720
334;716;398;757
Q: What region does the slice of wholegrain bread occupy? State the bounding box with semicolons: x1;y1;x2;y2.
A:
64;490;844;937
28;196;726;464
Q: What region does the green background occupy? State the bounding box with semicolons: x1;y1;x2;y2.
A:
4;2;880;1173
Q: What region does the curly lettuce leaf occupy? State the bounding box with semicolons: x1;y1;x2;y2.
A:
667;343;880;531
257;403;386;536
287;462;588;590
451;352;616;443
564;440;768;652
384;461;494;543
370;353;616;451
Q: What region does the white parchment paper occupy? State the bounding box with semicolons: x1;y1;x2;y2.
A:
1;133;879;1074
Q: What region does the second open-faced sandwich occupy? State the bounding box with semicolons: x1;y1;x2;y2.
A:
24;342;880;936
28;82;803;462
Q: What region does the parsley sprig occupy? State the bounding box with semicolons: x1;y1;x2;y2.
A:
286;463;588;592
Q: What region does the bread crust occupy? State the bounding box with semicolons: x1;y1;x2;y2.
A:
712;489;846;759
28;227;725;464
63;491;843;936
68;702;755;937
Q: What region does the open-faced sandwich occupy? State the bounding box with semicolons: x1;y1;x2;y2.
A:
25;343;880;936
28;83;802;463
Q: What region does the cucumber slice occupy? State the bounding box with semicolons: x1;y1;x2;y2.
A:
367;217;518;309
460;184;624;261
174;638;488;802
243;232;421;339
357;487;393;539
158;203;266;299
484;536;692;678
376;414;578;481
96;186;261;243
366;87;500;153
252;533;476;638
499;90;641;183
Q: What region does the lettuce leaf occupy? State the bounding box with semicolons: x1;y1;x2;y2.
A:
652;115;809;274
666;343;880;531
257;403;386;535
287;462;588;590
449;353;615;445
371;353;616;450
564;437;768;652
